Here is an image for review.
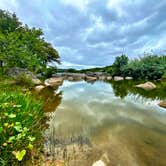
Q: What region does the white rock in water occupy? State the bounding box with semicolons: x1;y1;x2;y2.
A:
92;160;105;166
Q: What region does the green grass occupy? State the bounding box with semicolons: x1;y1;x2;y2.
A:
0;78;45;165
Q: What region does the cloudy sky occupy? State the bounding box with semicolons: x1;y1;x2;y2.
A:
0;0;166;69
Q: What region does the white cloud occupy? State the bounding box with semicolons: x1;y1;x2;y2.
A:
60;0;90;11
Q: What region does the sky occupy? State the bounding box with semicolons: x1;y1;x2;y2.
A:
0;0;166;69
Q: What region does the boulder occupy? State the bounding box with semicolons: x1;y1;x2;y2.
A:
67;77;74;81
135;82;156;90
85;76;97;82
34;85;45;92
8;67;36;79
7;67;42;85
158;101;166;108
106;76;112;80
31;78;42;85
98;76;106;80
44;77;63;87
114;76;124;81
125;77;133;80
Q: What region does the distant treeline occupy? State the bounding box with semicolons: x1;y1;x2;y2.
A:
59;54;166;80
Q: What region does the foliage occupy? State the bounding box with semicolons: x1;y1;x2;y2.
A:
42;67;57;78
112;54;129;76
0;83;44;165
0;9;60;75
123;55;166;80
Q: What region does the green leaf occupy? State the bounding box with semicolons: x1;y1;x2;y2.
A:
8;136;15;142
14;125;22;132
15;150;26;161
27;143;33;150
14;122;22;132
8;113;16;118
28;136;36;142
13;105;22;108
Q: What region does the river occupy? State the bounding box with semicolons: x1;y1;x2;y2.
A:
43;80;166;166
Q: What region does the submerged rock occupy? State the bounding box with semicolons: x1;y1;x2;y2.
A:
135;82;156;90
158;101;166;108
44;77;63;87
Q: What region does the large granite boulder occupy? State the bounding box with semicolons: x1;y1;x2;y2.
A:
7;67;42;85
135;82;156;90
44;77;63;87
114;76;124;81
158;101;166;108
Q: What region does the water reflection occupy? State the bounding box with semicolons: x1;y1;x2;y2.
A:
108;80;166;100
43;80;166;166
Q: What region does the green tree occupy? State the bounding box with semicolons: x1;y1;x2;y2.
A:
112;54;128;76
0;10;60;74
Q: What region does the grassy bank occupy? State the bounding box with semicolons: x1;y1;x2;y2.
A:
0;78;45;165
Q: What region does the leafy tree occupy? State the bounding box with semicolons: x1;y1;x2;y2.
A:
112;54;129;76
0;10;60;74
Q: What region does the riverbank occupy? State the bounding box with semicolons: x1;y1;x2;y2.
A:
0;77;46;165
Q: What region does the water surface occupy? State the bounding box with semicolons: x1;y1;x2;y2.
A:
44;80;166;166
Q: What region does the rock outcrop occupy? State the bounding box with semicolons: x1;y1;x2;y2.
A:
7;67;42;85
135;82;156;90
44;77;63;87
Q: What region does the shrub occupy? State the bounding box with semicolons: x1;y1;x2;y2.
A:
123;55;165;80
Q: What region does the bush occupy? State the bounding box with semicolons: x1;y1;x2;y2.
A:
123;55;165;80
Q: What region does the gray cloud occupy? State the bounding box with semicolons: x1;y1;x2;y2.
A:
0;0;166;68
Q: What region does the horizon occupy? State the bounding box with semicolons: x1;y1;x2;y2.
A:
0;0;166;69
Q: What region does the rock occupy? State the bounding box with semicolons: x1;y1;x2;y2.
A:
106;76;112;80
114;76;124;81
158;101;166;108
32;78;42;85
135;82;156;90
67;76;74;81
44;77;63;87
125;77;133;80
35;85;45;92
85;76;97;82
8;67;36;79
92;160;105;166
98;76;106;80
